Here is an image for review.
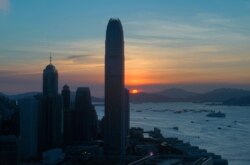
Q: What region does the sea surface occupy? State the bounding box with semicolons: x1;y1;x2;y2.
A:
95;102;250;165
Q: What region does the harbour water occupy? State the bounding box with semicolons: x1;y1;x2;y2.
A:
95;102;250;165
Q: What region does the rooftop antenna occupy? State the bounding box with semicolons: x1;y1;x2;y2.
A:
50;53;52;64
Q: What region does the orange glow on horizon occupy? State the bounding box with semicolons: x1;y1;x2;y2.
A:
130;89;139;94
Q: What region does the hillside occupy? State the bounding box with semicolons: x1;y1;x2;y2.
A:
9;92;41;100
191;88;250;102
130;88;250;103
156;88;199;99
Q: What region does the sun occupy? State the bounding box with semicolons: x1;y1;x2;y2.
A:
131;89;139;94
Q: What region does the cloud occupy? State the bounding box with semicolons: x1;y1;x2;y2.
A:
125;14;250;51
125;20;212;42
0;0;9;12
122;16;250;87
195;13;232;25
1;15;249;94
66;54;91;60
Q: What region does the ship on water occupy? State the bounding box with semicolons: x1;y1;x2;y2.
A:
206;111;226;118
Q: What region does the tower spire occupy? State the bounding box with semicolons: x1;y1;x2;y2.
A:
50;53;52;64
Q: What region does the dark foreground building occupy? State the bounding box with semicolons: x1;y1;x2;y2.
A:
104;18;126;157
0;135;20;165
64;87;97;145
124;88;130;146
62;84;71;111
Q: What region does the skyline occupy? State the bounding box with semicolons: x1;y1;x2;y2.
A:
1;0;250;96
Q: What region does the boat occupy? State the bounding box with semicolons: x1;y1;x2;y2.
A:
206;111;226;118
173;126;179;130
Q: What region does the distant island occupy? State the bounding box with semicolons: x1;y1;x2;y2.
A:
223;96;250;106
1;88;250;106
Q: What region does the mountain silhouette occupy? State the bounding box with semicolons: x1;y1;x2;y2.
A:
191;88;250;102
1;88;250;105
156;88;198;99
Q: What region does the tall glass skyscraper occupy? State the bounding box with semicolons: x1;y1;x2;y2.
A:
104;18;125;157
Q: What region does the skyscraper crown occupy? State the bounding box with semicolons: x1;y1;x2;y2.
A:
44;64;57;73
63;84;70;90
106;18;123;43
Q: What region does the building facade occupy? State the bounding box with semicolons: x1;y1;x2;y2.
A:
62;84;71;111
124;88;130;146
104;18;125;157
64;87;97;145
38;62;63;152
19;97;38;159
0;135;20;165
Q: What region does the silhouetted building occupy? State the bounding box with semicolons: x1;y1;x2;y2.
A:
0;135;20;165
90;105;98;139
124;88;130;146
0;111;2;134
19;97;38;159
0;96;19;136
75;87;92;142
104;18;125;157
62;84;70;111
64;107;86;145
64;87;97;145
0;99;19;136
43;61;58;97
38;61;63;153
75;87;96;142
75;87;92;111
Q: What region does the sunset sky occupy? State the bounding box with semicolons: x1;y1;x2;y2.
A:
0;0;250;96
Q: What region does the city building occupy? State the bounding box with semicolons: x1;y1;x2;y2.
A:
38;59;63;153
75;87;97;142
0;111;2;134
104;18;125;157
19;97;38;159
64;87;97;145
0;135;20;165
61;84;71;111
124;88;130;146
42;57;58;97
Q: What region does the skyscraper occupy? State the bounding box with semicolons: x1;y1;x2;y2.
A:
43;59;58;97
75;87;93;142
124;88;130;146
104;18;125;156
64;87;97;145
75;87;92;111
19;97;38;159
39;59;63;152
62;84;70;111
0;111;2;134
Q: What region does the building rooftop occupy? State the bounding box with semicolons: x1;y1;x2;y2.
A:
44;64;57;73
